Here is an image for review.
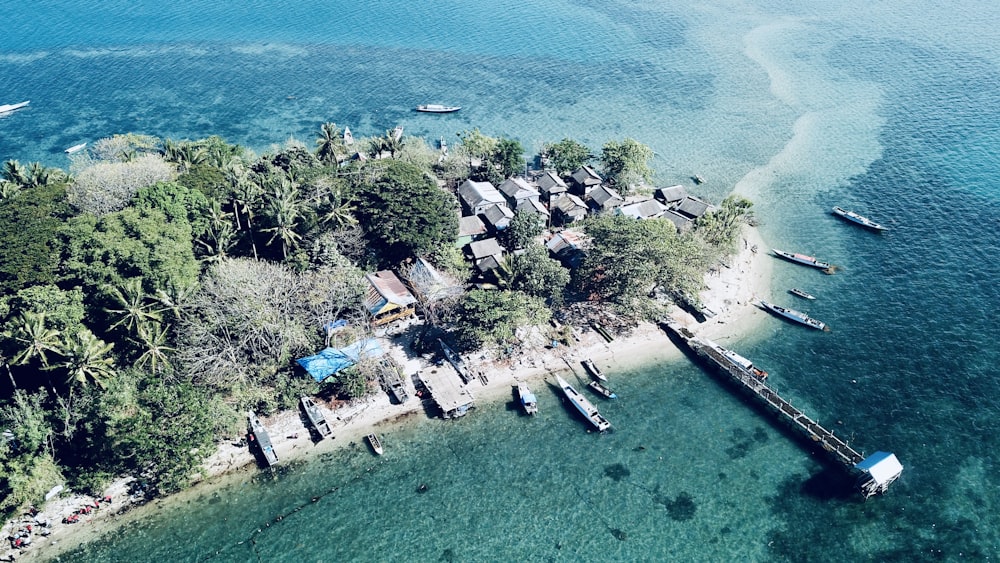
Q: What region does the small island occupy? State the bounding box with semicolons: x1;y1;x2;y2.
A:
0;125;760;560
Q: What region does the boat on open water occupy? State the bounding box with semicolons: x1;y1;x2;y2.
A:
772;249;833;271
555;375;610;431
832;206;887;231
300;396;332;438
366;433;384;455
517;382;538;415
587;380;618;400
247;411;278;467
581;359;607;382
758;300;828;331
416;104;461;113
0;100;29;114
789;288;816;300
65;142;87;154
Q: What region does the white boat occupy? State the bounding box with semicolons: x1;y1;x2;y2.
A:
64;142;87;154
555;375;610;432
517;382;538;415
392;125;403;142
247;411;278;467
581;359;607;382
587;380;618;400
789;288;816;300
772;249;833;271
366;433;384;455
832;206;887;231
0;100;29;114
759;300;828;331
343;126;354;146
300;396;332;438
416;104;461;113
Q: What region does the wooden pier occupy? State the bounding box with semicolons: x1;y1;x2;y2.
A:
662;320;902;498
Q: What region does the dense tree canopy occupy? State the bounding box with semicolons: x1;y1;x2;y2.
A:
600;138;655;193
544;138;592;177
446;289;550;351
356;160;458;262
0;182;72;294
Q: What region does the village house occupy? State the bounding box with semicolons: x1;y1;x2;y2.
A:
661;209;695;232
546;230;587;269
456;214;488;248
550;193;589;226
569;165;603;197
467;237;505;274
481;203;515;232
534;170;568;204
586;185;625;212
674;195;715;220
497;177;540;209
654;184;687;207
616;198;667;220
364;270;418;326
458;179;507;216
515;198;551;225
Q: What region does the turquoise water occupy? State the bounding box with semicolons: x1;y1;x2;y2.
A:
4;0;1000;560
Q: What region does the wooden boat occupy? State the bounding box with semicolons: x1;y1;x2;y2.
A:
0;100;29;114
366;433;384;455
300;396;332;438
587;380;618;400
416;104;461;113
555;375;610;431
772;249;833;271
517;382;538;415
789;288;816;300
759;300;828;331
64;142;87;154
343;126;354;146
832;206;887;231
247;411;278;467
581;359;608;382
692;174;705;184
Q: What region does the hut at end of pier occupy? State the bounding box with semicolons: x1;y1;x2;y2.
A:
855;451;904;499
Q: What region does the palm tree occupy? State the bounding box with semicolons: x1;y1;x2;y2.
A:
131;320;175;374
154;281;197;323
224;158;262;259
55;329;115;389
8;311;63;367
0;180;21;201
316;122;346;166
262;179;303;259
2;160;28;187
197;200;237;262
104;279;163;335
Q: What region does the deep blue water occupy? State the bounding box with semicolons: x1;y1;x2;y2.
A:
4;0;1000;560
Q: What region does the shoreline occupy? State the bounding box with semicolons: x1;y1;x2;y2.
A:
10;224;771;562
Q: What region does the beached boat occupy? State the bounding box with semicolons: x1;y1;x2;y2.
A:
366;433;384;455
832;206;887;231
0;100;29;114
555;374;611;431
416;104;461;113
772;249;833;271
343;126;354;146
587;380;618;400
247;411;278;467
64;142;87;154
789;288;816;300
758;300;828;331
517;382;538;415
300;396;332;438
581;359;608;382
392;125;403;142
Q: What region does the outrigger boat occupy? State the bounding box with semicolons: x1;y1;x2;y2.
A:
0;100;29;114
416;104;461;113
581;359;608;382
789;288;816;300
555;375;610;431
587;380;618;400
300;396;332;439
832;206;887;232
759;300;828;331
247;411;278;467
772;249;833;272
517;382;538;415
366;433;384;455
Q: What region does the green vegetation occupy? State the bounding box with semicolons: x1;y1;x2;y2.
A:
0;125;755;518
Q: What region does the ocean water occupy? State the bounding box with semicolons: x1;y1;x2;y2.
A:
4;0;1000;560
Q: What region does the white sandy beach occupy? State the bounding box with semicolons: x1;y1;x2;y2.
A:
7;225;772;562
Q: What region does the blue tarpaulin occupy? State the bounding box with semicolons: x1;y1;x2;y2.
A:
297;339;385;382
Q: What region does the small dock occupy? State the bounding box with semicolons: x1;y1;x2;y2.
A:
418;364;475;419
662;320;902;498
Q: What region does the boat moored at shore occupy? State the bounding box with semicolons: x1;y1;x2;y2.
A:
247;411;278;467
758;300;828;331
366;433;384;455
789;288;816;300
64;142;87;154
832;206;887;231
581;359;607;382
300;396;333;439
555;375;610;431
587;380;618;400
772;249;833;272
517;382;538;415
